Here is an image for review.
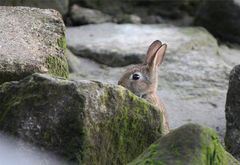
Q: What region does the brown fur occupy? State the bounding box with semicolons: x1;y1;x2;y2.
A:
118;40;169;134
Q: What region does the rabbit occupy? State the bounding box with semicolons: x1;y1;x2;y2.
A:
118;40;169;134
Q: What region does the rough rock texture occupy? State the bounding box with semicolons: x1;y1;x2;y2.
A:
0;73;163;164
218;45;240;67
0;7;68;84
225;65;240;160
66;23;218;67
0;0;69;16
195;0;240;44
129;124;240;165
67;23;233;139
114;14;142;24
70;5;112;25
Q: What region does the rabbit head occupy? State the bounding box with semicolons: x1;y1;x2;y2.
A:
118;40;167;99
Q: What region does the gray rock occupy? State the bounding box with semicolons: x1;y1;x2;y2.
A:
0;7;68;84
0;73;163;164
225;65;240;160
0;0;69;16
70;5;112;25
114;14;142;24
218;45;240;67
66;23;218;67
70;0;202;22
129;124;240;165
195;0;240;44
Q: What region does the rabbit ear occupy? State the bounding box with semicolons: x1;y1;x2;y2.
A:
148;44;167;69
144;40;162;65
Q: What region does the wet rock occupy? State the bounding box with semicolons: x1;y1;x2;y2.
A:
70;5;112;25
0;7;68;84
129;124;240;165
195;0;240;44
0;73;163;164
225;65;240;160
0;0;69;16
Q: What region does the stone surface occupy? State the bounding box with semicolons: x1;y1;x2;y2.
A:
0;73;163;164
70;0;202;21
66;23;218;67
129;124;240;165
218;45;240;67
114;14;142;24
0;7;68;84
70;5;112;25
225;65;240;160
0;0;69;16
195;0;240;44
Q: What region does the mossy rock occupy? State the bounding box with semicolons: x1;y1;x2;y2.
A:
0;0;69;16
0;73;163;164
129;124;240;165
0;7;69;84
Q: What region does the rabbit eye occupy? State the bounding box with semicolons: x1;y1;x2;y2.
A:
132;73;141;80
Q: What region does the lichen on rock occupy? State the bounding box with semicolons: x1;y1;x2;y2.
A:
0;6;69;84
0;73;163;164
128;124;240;165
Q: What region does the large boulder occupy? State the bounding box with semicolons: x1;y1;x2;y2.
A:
0;7;68;84
0;73;163;164
195;0;240;44
129;124;240;165
0;0;69;16
225;65;240;160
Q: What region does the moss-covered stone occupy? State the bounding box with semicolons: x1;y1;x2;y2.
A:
0;0;69;16
0;7;69;84
0;73;163;164
128;124;240;165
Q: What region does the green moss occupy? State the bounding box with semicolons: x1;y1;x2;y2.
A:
57;35;67;51
82;86;163;164
45;34;69;79
45;55;69;79
128;124;240;165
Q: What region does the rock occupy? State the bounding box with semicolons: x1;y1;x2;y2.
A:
142;15;165;24
67;23;232;140
114;14;142;24
70;5;112;25
129;124;240;165
70;0;202;22
0;73;163;164
195;0;240;44
0;0;69;16
66;23;218;67
218;45;240;67
0;7;68;84
225;65;240;160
